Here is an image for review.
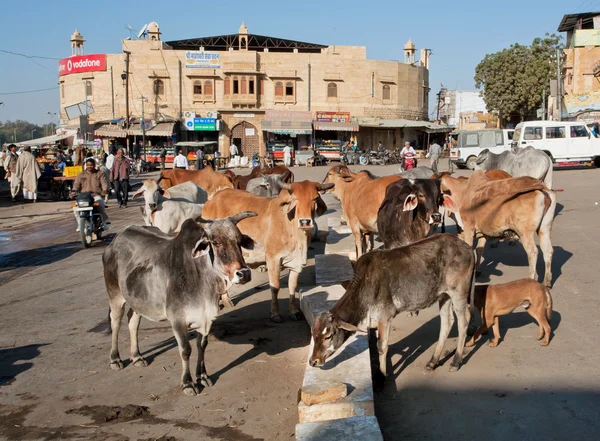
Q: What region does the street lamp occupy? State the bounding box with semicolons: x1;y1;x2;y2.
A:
47;112;57;135
31;129;36;139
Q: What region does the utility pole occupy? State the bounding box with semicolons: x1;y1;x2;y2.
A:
436;90;442;122
140;96;148;161
556;48;562;121
13;128;16;142
542;89;546;120
124;51;131;127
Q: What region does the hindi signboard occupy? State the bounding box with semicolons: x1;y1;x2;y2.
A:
185;51;220;68
315;111;351;123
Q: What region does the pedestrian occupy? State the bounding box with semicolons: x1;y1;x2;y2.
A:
229;142;239;162
101;148;115;204
4;144;20;201
110;148;131;208
15;146;42;203
160;144;167;171
283;144;292;167
173;150;189;169
427;140;442;170
196;147;204;170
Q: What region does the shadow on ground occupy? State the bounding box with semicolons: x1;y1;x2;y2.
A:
0;344;49;387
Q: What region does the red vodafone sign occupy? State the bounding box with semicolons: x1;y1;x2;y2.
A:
58;54;107;76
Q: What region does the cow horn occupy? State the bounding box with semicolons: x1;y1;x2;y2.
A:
230;211;258;224
318;182;335;191
281;170;291;182
280;182;293;190
194;216;213;225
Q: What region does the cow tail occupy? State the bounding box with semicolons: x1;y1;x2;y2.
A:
441;209;446;234
469;249;477;314
545;287;553;321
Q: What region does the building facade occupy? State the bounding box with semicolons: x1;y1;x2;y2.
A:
437;89;487;128
58;23;430;156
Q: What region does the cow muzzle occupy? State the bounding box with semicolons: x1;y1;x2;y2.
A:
309;357;323;368
233;268;251;284
298;218;313;229
430;212;442;224
148;203;157;211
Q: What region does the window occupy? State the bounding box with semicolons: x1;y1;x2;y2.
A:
524;126;543;140
275;81;283;96
495;131;504;146
85;81;93;97
224;77;231;95
241;76;247;94
249;78;255;95
507;131;514;140
193;80;202;95
233;76;239;94
154;79;164;95
570;125;589;138
285;81;294;96
382;84;391;100
204;80;213;96
546;127;565;139
327;82;337;98
465;133;479;147
260;78;265;96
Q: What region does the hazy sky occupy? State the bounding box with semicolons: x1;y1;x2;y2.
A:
0;0;582;126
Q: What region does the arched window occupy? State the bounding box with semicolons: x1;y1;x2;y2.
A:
275;81;283;96
285;82;294;96
193;80;202;95
85;80;93;97
224;77;231;95
204;80;213;97
154;79;164;95
241;76;247;94
327;82;337;98
382;84;390;100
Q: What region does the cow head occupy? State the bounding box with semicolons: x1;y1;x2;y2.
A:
279;180;334;230
257;173;285;198
309;312;365;367
132;179;169;214
222;170;238;186
323;165;356;185
474;149;491;171
399;179;445;226
186;211;257;287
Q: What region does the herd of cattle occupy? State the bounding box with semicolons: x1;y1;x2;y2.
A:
102;146;557;395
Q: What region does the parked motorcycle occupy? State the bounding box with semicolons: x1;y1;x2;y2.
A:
73;192;105;248
341;147;359;165
369;150;390;166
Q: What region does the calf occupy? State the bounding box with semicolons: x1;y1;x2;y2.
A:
467;279;553;347
377;178;445;249
309;234;476;376
103;212;256;395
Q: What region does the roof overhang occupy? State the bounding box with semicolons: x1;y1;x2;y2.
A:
558;12;600;32
166;33;327;53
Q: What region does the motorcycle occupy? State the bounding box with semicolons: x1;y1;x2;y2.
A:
369;150;390;166
341;147;359;165
399;152;417;172
73;192;105;248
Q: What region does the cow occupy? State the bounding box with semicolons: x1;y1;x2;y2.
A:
133;179;208;227
309;234;476;376
246;173;286;198
158;167;234;197
475;145;553;189
202;180;333;322
230;165;294;190
322;165;401;258
441;171;556;287
103;212;256;395
377;178;445;249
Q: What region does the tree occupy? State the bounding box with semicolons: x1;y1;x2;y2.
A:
0;120;52;145
474;34;563;123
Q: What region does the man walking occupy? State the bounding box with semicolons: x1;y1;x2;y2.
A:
160;144;167;171
4;144;20;201
110;148;131;208
283;144;292;167
428;140;442;171
229;142;239;162
173;150;189;169
196;147;204;170
15;146;42;202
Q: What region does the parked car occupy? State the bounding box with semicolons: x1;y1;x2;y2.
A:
511;121;600;166
450;129;514;170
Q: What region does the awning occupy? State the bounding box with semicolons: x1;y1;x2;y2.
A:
128;122;176;137
359;119;451;133
18;132;74;146
314;121;359;132
94;123;127;138
261;120;312;134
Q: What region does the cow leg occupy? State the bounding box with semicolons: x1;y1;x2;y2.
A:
220;292;235;308
538;230;554;288
127;309;147;367
195;332;213;388
377;317;392;377
351;226;363;259
449;294;470;371
425;297;452;371
287;270;303;321
474;237;486;276
109;301;126;370
171;321;198;396
521;234;539;282
268;257;284;323
488;316;501;347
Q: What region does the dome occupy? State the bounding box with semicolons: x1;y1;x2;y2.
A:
238;22;248;34
148;21;160;33
70;28;84;42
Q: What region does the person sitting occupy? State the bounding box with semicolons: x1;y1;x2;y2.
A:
70;158;110;231
400;141;417;170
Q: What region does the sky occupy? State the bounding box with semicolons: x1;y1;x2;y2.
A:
0;0;592;126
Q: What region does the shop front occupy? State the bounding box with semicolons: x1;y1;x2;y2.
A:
180;111;221;163
313;112;359;161
261;110;313;164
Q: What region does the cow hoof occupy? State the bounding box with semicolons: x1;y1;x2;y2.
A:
407;311;419;317
465;339;475;347
271;314;284;323
448;364;461;373
488;340;499;348
289;311;303;321
258;265;268;273
133;358;147;368
199;374;213;388
182;384;199;396
220;294;235;308
540;341;549;347
110;360;124;370
424;362;436;372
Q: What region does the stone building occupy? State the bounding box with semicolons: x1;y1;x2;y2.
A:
58;23;431;156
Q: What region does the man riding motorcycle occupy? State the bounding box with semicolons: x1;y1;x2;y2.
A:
70;158;110;231
400;142;417;171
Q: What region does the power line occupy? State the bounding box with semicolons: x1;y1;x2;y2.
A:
0;49;61;60
0;87;58;95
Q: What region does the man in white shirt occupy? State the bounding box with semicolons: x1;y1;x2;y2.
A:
400;141;417;170
229;143;239;158
101;149;115;203
173;150;189;169
283;145;292;167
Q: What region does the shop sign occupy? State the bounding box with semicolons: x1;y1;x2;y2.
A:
245;128;255;136
58;54;107;76
234;113;255;118
265;110;312;122
185;118;216;131
315;111;351;123
185;51;220;68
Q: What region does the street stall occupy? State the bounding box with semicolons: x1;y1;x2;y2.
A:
174;141;222;169
313;112;358;161
127;121;177;161
261;110;313;164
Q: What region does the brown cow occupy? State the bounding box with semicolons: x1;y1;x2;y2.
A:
322;166;401;258
441;171;556;287
202;180;333;322
231;165;294;190
159;168;234;197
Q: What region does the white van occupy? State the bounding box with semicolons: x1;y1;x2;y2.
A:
450;129;514;170
512;121;600;165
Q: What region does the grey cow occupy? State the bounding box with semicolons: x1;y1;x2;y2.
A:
246;171;291;198
398;162;440;179
103;212;256;395
475;146;553;189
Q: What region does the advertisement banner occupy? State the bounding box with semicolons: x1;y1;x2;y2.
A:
315;111;351;123
59;54;107;76
185;118;216;131
185;51;220;68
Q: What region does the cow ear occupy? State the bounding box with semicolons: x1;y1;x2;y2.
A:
240;234;254;250
192;237;211;259
316;197;327;217
159;188;170;197
403;194;418;211
442;194;456;212
132;188;144;199
337;319;367;333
